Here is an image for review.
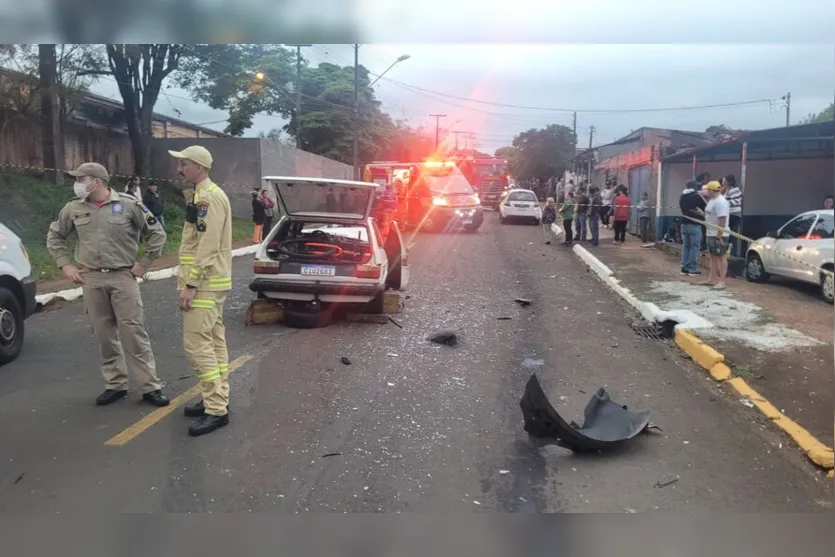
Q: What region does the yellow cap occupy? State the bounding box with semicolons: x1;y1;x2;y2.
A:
704;180;722;192
168;145;213;169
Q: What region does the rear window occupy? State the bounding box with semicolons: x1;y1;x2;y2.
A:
507;191;538;202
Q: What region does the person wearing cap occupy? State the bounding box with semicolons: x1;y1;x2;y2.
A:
168;145;233;437
701;180;731;289
46;162;170;408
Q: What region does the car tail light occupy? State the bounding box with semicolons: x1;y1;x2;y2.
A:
254;260;280;274
355;264;382;279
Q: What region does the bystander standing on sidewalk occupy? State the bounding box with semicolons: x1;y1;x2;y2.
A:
678;179;706;276
541;197;557;245
588;186;602;246
600;182;614;229
575;186;589;242
142;182;166;228
612;185;630;244
637;191;651;244
251;188;266;244
260;189;275;235
700;181;731;289
559;191;575;246
722;174;742;255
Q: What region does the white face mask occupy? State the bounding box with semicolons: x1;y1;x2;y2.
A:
73;181;92;200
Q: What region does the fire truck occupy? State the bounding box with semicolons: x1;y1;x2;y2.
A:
453;156;510;209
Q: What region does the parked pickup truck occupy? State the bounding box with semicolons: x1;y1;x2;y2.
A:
0;222;38;365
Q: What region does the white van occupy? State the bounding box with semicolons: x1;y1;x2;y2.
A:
0;223;38;365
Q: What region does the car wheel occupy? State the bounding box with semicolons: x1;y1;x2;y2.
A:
0;287;24;365
282;307;335;329
533;218;541;226
820;268;834;304
745;253;769;283
366;290;386;314
499;213;507;224
464;224;481;233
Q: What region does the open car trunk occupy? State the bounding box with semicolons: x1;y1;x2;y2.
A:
264;176;379;221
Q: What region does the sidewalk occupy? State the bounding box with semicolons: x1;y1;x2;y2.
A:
578;227;833;448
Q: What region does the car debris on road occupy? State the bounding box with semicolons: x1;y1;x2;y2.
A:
427;329;458;346
519;374;653;453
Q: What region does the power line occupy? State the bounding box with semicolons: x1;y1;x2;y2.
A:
366;71;778;114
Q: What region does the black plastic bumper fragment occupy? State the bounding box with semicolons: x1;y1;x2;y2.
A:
519;374;651;453
249;278;381;297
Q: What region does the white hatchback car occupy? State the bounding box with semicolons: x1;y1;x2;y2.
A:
745;209;834;303
249;176;409;327
499;189;542;225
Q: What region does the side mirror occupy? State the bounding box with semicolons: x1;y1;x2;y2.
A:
766;230;777;239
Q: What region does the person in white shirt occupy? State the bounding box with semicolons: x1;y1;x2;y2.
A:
701;180;730;289
722;174;743;255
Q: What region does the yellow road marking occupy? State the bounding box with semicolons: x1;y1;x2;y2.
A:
104;354;253;447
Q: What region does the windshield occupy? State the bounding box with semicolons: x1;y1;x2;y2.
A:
474;163;508;177
507;191;538;202
424;173;475;195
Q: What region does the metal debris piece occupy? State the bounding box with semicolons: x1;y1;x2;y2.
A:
497;316;513;320
519;374;652;453
340;357;352;366
515;298;533;307
388;317;404;329
654;477;680;489
14;473;24;485
322;453;342;458
427;329;458;346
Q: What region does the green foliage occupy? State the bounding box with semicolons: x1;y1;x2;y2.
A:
803;102;834;124
502;124;575;182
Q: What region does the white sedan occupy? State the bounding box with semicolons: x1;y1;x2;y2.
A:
745;209;834;303
499;189;542;225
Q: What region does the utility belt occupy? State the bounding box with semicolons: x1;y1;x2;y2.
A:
82;266;132;273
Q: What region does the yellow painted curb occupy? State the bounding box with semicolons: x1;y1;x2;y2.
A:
675;329;724;370
709;362;731;382
728;378;834;470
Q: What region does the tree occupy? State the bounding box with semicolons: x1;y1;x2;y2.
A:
176;44;296;137
179;47;397;166
802;102;834;124
508;125;575;183
705;124;745;139
87;45;186;176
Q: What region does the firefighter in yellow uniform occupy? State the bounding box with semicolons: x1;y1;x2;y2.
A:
168;146;233;437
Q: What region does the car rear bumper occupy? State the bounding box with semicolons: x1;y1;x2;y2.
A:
249;278;382;298
21;275;37;318
502;207;542;219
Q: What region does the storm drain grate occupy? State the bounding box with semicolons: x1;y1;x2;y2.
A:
631;321;674;341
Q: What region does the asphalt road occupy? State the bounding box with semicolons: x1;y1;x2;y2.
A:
0;215;830;513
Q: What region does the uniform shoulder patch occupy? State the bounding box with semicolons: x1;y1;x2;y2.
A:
196;199;210;218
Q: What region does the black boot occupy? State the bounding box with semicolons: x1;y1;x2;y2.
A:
142;390;170;407
188;414;229;437
184;399;230;417
96;389;127;406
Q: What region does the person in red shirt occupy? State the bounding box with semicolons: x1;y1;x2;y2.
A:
612;185;631;244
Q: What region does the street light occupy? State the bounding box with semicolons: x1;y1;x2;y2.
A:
369;54;411;87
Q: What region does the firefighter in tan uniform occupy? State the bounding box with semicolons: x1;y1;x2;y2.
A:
168;146;233;437
46;163;170;407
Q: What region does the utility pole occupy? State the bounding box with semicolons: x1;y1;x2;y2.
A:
588;125;596;150
572;112;577;146
288;44;311;150
452;131;464;151
782;92;791;127
353;44;360;179
430;113;446;150
38;44;62;185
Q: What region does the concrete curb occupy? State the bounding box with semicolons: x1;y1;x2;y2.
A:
35;244;259;306
571;244;835;473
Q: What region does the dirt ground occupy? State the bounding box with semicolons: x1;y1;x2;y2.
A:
580;227;833;446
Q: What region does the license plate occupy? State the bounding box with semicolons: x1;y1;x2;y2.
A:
514;204;529;208
462;220;473;225
486;195;496;199
300;265;336;276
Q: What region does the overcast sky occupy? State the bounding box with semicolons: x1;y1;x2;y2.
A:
90;43;835;154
